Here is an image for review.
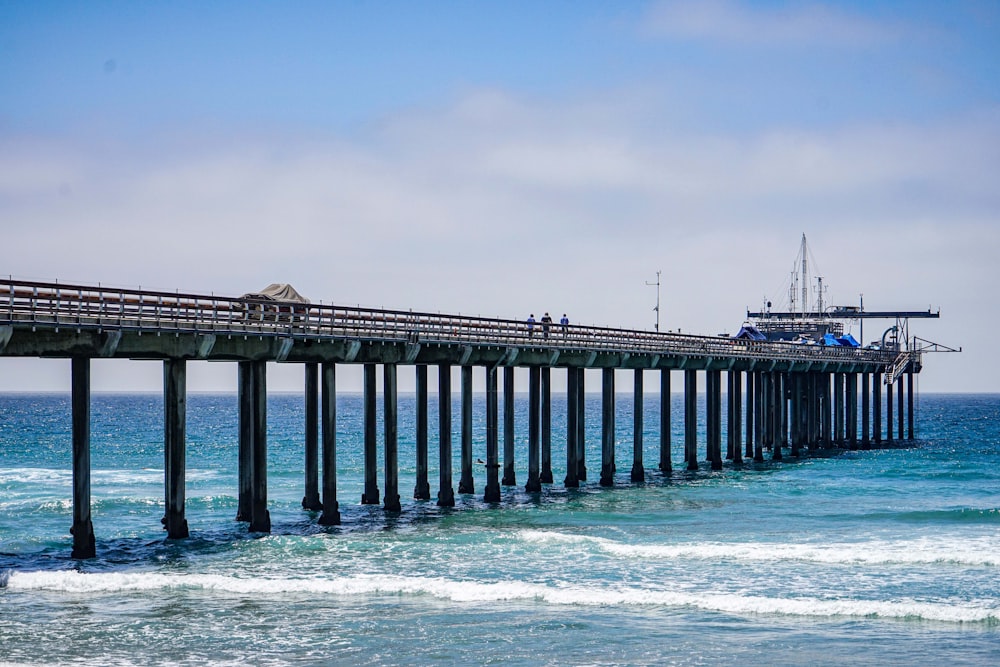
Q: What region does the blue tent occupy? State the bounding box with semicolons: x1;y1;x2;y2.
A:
734;325;767;341
837;333;860;348
822;333;843;346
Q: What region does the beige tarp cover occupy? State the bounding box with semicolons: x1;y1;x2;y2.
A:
243;283;310;303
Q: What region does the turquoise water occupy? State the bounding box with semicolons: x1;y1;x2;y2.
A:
1;391;998;666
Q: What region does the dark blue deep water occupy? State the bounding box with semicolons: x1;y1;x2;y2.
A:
1;390;998;666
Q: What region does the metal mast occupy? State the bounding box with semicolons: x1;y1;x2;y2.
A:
800;233;808;316
646;271;662;332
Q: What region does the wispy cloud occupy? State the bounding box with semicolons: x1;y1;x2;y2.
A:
641;0;902;47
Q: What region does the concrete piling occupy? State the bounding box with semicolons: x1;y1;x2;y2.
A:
502;366;516;486
302;362;321;511
362;363;380;505
659;369;672;474
564;367;579;488
163;358;189;539
437;364;455;507
526;366;542;493
413;364;431;500
71;357;95;559
319;361;341;525
631;369;644;482
459;365;474;494
600;368;615;486
541;367;553;484
685;369;698;471
249;360;270;533
383;363;401;512
484;366;501;502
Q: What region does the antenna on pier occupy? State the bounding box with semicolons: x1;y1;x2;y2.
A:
800;233;808;316
646;270;662;332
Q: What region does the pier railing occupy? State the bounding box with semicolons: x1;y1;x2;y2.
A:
1;279;895;366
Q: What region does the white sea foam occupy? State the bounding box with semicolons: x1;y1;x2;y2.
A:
517;530;1000;567
5;570;997;624
0;468;71;485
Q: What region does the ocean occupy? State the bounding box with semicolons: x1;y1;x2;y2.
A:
1;390;998;666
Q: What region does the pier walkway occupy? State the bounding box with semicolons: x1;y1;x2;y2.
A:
1;279;922;558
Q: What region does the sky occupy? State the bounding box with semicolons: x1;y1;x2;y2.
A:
1;0;998;393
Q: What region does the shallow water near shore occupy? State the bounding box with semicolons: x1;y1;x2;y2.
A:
1;392;998;665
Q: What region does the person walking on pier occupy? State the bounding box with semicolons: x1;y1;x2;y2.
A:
527;314;536;338
541;312;552;339
560;313;569;336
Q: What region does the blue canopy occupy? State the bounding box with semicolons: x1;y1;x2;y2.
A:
822;333;843;346
734;325;767;341
837;333;860;348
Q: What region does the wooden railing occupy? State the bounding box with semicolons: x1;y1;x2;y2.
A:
1;278;895;366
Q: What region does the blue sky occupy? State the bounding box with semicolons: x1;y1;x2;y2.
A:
1;1;998;392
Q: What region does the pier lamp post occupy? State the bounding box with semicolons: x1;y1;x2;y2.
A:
646;270;662;332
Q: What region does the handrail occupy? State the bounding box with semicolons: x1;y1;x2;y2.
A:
885;351;914;384
0;278;894;366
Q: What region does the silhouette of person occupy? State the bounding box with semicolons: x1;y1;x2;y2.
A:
541;312;552;339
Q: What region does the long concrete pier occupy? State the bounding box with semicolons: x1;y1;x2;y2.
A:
0;279;923;558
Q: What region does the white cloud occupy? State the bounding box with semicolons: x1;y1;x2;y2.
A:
641;0;903;47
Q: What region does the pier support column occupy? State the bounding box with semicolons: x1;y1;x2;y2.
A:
659;369;672;474
886;379;894;444
822;374;833;447
861;372;871;449
789;374;801;457
163;358;189;539
459;365;475;494
834;373;845;447
753;372;765;462
249;360;270;533
802;373;819;449
600;368;616;486
730;370;743;465
577;369;587;481
502;366;516;486
706;370;716;463
847;373;858;450
383;364;401;512
71;357;95;559
708;370;723;470
414;365;431;500
565;367;580;488
897;372;905;441
771;372;783;462
526;366;542;493
485;366;501;502
780;372;789;453
761;373;773;454
745;371;755;459
684;369;698;471
319;362;340;525
885;382;894;442
726;371;735;461
362;363;380;504
237;361;252;522
302;362;322;511
437;365;455;507
873;372;882;445
907;371;915;440
632;369;645;482
541;367;553;484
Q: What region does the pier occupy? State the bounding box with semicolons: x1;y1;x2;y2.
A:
1;279;924;558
